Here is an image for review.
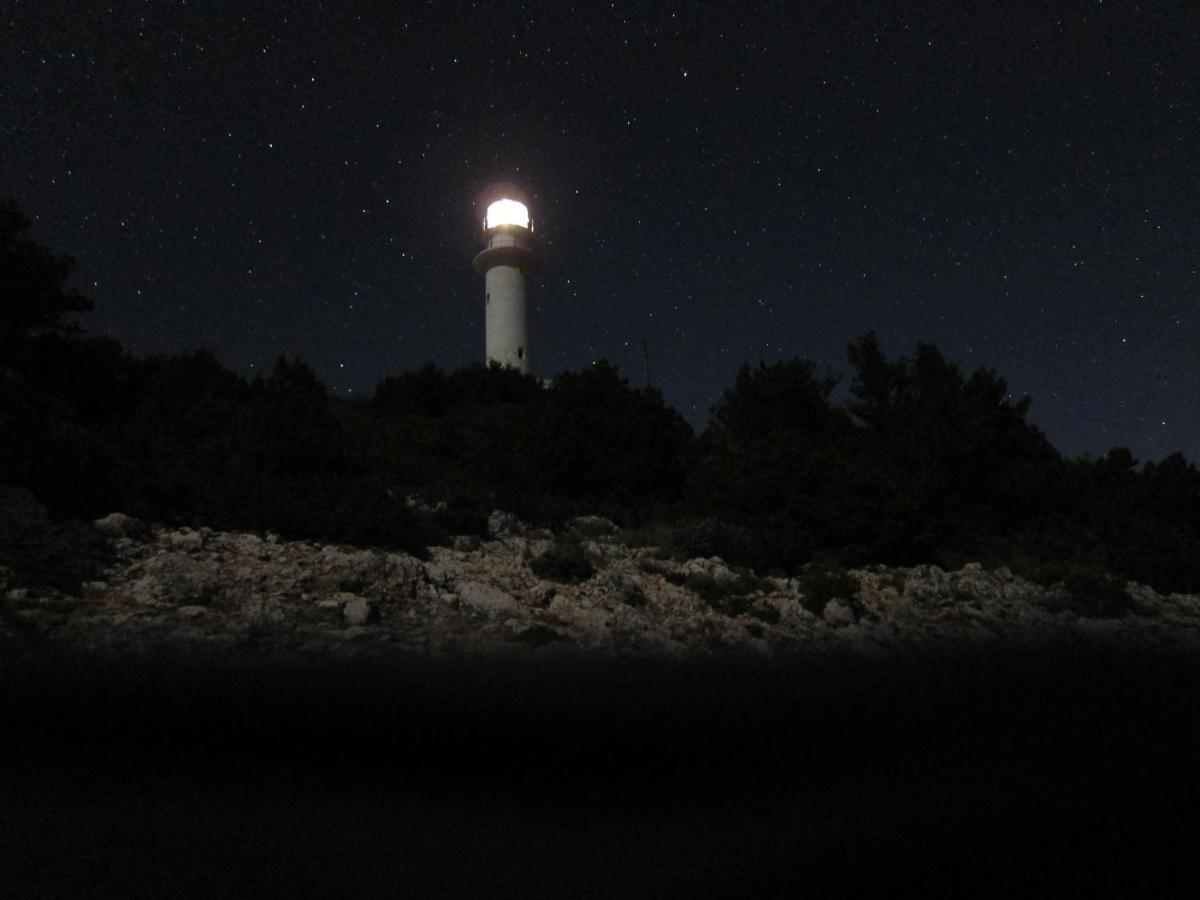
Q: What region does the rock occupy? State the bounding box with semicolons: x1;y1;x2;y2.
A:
93;512;144;540
242;595;287;626
316;598;343;614
225;532;268;557
458;581;520;618
570;515;620;537
548;595;614;632
527;538;554;559
381;553;427;597
682;557;738;582
9;505;1195;661
597;542;633;561
452;534;481;551
580;541;607;563
904;565;952;606
530;582;558;607
603;571;646;607
342;596;374;626
127;551;220;606
424;562;452;588
164;529;205;551
1126;583;1166;616
488;510;525;538
823;598;856;628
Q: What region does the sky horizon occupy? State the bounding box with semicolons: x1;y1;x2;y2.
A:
6;0;1197;462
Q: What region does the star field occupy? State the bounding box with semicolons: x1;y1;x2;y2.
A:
4;0;1198;460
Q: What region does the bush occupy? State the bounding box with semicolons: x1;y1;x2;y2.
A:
530;540;595;583
429;503;490;539
619;522;676;559
797;563;859;616
669;518;751;564
1061;570;1133;619
325;480;432;558
677;569;774;620
682;572;726;603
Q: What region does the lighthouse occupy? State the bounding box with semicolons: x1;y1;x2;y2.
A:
472;185;541;374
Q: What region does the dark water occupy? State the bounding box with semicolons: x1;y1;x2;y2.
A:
3;642;1199;896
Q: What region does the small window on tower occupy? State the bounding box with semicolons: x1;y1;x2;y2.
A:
517;347;524;359
486;292;490;303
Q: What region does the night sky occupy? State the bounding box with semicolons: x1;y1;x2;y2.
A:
5;1;1198;461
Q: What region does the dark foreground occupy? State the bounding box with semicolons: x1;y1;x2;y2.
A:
3;641;1199;896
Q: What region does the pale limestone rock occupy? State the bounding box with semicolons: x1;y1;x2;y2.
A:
7;502;1196;661
570;515;620;537
243;595;286;625
579;540;606;563
164;528;205;551
458;581;520;618
342;596;373;626
904;565;952;606
487;510;524;537
681;557;738;582
93;512;139;539
530;582;558;606
822;598;856;628
132;551;221;606
547;595;613;632
602;571;645;606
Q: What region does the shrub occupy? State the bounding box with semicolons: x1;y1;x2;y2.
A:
530;540;595;583
326;480;432;558
430;503;489;539
669;518;751;564
619;522;676;557
637;557;673;577
680;568;772;618
1061;570;1133;619
797;563;859;616
749;604;781;624
682;572;726;603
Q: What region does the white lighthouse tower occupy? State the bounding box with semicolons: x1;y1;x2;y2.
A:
472;185;541;374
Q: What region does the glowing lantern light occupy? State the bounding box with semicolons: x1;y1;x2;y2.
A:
485;198;530;230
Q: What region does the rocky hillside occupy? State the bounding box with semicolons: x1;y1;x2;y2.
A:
4;505;1199;660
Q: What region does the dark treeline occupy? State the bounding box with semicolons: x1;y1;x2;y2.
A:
3;199;1199;593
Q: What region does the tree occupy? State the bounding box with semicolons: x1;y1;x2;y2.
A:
846;332;1062;560
523;361;693;517
688;358;872;570
0;199;92;358
201;357;352;536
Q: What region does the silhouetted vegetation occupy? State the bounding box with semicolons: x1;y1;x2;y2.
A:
3;199;1199;595
0;199;92;358
796;563;861;617
530;540;596;583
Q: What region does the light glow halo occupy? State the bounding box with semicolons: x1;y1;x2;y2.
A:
485;198;530;229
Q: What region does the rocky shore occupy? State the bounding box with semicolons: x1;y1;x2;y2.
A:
7;500;1200;895
5;506;1199;661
